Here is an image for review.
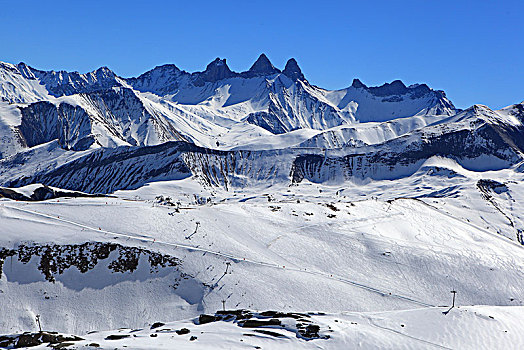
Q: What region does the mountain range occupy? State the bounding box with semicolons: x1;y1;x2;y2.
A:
1;55;524;348
1;54;522;194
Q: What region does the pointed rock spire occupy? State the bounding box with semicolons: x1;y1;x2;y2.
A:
245;54;280;76
351;78;367;89
16;62;37;79
282;58;305;81
200;57;237;83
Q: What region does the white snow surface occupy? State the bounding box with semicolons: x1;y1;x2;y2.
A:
1;159;524;347
23;306;524;349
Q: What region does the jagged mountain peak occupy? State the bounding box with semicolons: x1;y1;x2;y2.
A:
198;57;237;83
367;79;408;96
351;78;366;89
282;58;305;81
244;53;281;77
349;78;435;98
132;63;183;80
8;62;122;98
207;57;227;68
94;66;115;75
152;63;181;72
17;62;117;78
90;66;117;81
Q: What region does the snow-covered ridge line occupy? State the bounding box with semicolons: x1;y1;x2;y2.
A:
0;55;460;156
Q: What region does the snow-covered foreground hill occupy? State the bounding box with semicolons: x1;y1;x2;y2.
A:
1;157;524;348
3;306;522;349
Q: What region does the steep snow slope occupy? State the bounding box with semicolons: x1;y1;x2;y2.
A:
0;103;26;158
297;113;450;148
0;62;52;104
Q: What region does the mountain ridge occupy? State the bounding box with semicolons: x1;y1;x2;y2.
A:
0;56;459;158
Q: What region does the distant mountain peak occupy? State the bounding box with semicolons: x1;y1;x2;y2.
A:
199;57;236;83
93;66;116;78
154;63;181;71
95;66;112;73
351;78;367;89
208;57;226;67
357;79;428;97
244;54;280;77
282;58;305;81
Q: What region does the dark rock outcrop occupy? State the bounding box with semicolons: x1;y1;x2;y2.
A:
0;242;182;282
194;58;238;85
0;332;83;348
282;58;305;81
241;54;281;78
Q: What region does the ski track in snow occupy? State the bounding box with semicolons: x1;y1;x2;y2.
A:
363;315;453;349
400;198;524;251
2;203;434;308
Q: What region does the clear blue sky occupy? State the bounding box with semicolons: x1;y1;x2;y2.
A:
1;0;522;109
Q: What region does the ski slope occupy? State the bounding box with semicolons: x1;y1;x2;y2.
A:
1;160;524;337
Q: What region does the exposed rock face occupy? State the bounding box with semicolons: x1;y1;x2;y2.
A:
19;101;94;150
290;121;524;184
351;78;366;89
197;310;330;340
282;58;305;81
244;111;289;135
195;58;237;84
0;242;182;282
241;54;281;77
0;332;83;348
245;78;349;134
17;87;187;151
352;78;437;98
2;142;194;193
368;80;409;96
126;64;184;96
0;184;106;201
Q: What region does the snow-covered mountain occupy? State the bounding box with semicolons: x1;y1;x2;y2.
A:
127;54;457;134
1;55;524;349
0;55;459;158
1;102;522;195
